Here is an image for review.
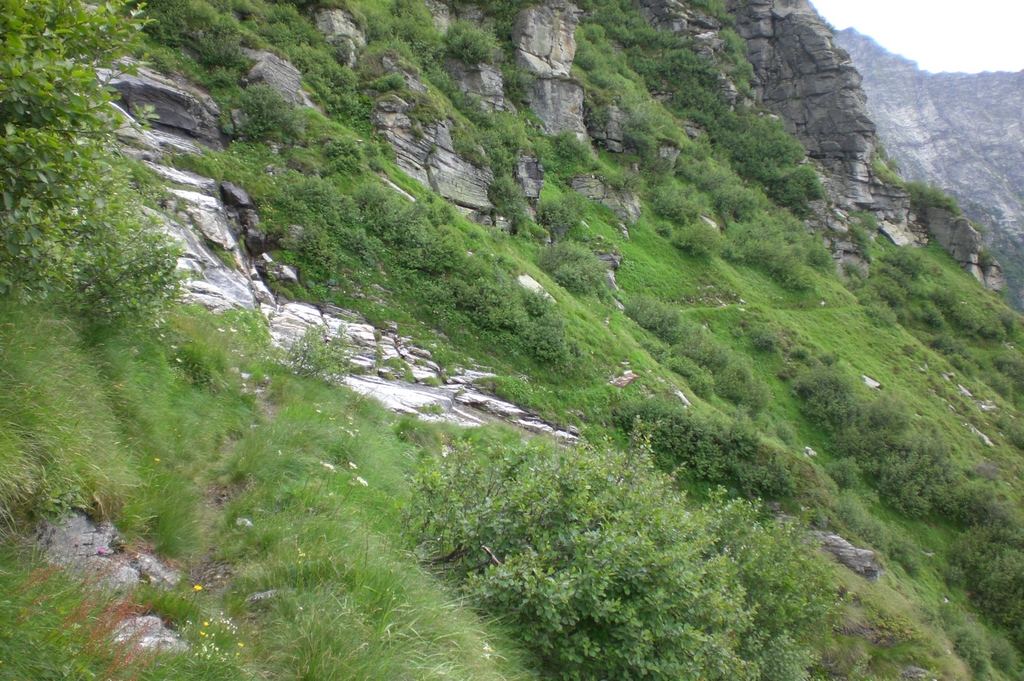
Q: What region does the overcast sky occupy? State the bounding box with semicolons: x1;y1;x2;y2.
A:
809;0;1024;74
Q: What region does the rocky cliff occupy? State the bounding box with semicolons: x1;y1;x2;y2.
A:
835;27;1024;300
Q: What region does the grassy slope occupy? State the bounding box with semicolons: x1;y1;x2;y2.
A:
5;0;1024;677
0;302;531;681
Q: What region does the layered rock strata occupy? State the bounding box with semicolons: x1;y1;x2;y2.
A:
314;9;366;68
445;59;515;113
513;0;587;140
371;95;494;211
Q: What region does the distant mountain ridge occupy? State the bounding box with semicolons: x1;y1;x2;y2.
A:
835;27;1024;304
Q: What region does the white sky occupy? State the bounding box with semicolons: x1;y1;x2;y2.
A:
809;0;1024;74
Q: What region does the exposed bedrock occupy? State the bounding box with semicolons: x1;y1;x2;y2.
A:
371;95;494;211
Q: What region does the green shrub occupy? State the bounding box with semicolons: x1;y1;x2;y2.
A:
792;366;860;431
444;21;498;64
671;219;723;257
287;327;350;379
624;295;681;344
323;136;364;175
412;440;836;681
825;458;861;490
907;181;960;215
538;241;607;296
238;84;305;141
536;192;585;237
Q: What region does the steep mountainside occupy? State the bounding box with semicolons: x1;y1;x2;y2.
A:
9;0;1024;679
836;27;1024;304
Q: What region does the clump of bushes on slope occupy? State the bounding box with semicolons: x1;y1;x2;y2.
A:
538;241;608;296
613;398;792;498
412;439;837;681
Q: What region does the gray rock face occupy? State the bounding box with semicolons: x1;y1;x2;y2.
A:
241;49;316;108
571;174;642;223
102;64;225;150
587;105;626;152
724;0;906;220
515;156;545;200
445;59;515;112
812;531;885;581
513;0;580;78
314;9;365;68
371;95;494;211
526;78;587;139
921;207;1005;291
835;28;1021;297
513;0;587;140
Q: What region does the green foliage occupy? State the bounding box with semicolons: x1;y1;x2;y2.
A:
792;366;860;431
538;241;607;296
536;192;585;237
412;439;836;681
907;181;960;215
238;84;305;142
287;326;351;379
625;295;681;344
614;399;786;495
444;20;498;64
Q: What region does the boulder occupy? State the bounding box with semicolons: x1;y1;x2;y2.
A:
920;207;1004;290
102;64;225;150
812;531;885;581
371;96;494;211
512;0;580;78
380;53;429;94
587;105;626;152
571;175;642;223
314;9;365;68
526;77;587;139
517;273;554;300
114;616;188;655
515;156;545;200
445;59;515;112
220;181;252;208
241;49;316;108
425;0;452;31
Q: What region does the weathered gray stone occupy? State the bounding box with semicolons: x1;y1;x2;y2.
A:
813;531;885;581
114;616;188;655
570;174;641;223
723;0;906;220
314;9;365;68
380;53;429;94
101;63;225;150
527;77;587;140
587;105;626;152
425;0;452;31
147;207;257;313
445;59;514;112
515;156;545;200
513;0;580;78
371;96;494;211
242;49;316;108
921;207;1004;290
517;273;554;300
169;189;237;250
220;181;252;208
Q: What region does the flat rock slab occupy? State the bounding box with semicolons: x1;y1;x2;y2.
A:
812;531;884;581
114;616;188;655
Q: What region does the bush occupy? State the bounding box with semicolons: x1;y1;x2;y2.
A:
238;84;305;141
907;181;960;215
671;220;723;257
287;327;350;379
538;241;607;296
536;193;584;237
411;440;836;681
323;136;363;175
444;21;498;64
792;366;860;431
624;296;681;344
825;458;860;489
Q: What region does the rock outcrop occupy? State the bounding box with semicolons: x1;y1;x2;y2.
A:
587;105;626;153
445;59;515;112
314;9;365;68
724;0;885;211
241;49;317;108
372;95;494;211
513;0;587;139
812;531;885;581
515;156;545;200
101;63;226;151
571;175;642;224
835;28;1021;297
920;207;1005;290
